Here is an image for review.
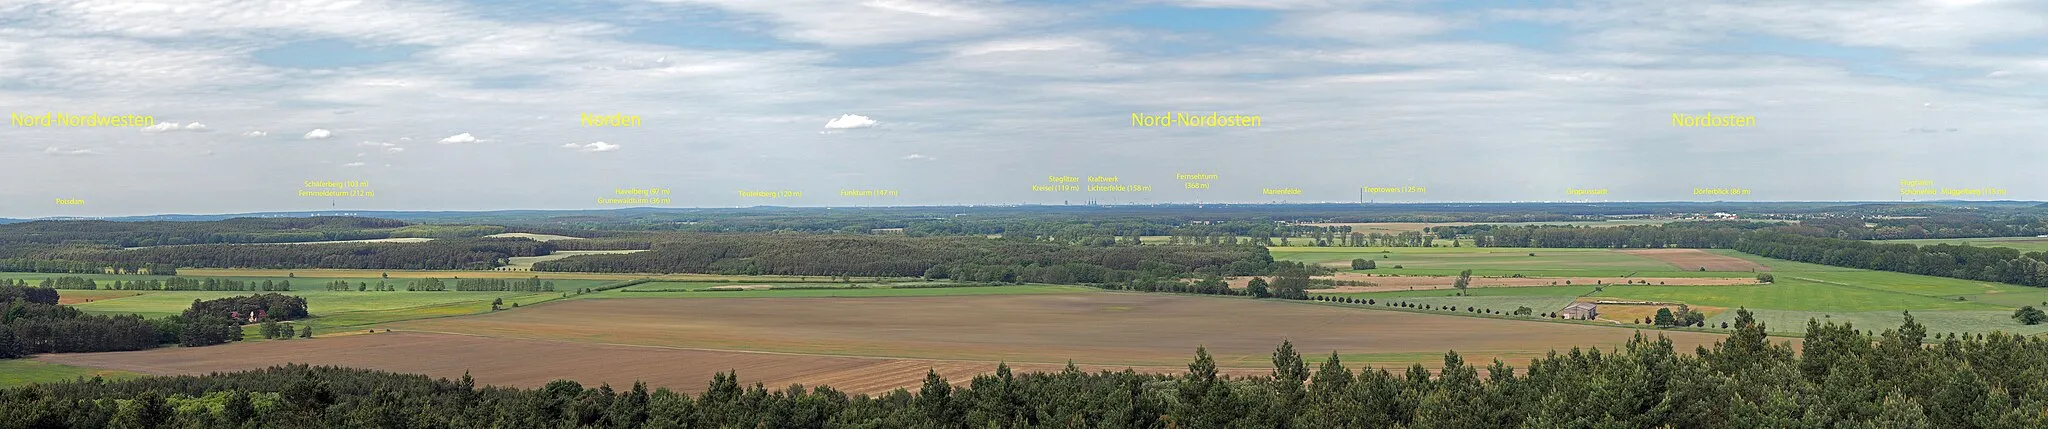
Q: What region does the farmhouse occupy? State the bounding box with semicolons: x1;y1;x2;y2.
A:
1560;302;1598;320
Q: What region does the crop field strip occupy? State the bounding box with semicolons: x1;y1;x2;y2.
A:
387;293;1734;369
1313;247;2048;336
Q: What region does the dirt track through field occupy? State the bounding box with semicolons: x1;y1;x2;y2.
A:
1617;249;1770;272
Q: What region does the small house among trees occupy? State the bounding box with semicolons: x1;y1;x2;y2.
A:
1560;302;1598;320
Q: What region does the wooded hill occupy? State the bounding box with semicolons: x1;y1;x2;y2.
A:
533;234;1275;280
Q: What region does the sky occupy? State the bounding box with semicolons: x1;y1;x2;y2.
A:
3;0;2046;218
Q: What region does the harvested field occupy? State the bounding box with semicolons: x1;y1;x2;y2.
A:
1240;273;1760;293
485;233;585;241
501;250;646;270
390;294;1733;369
1618;249;1770;272
37;332;1259;395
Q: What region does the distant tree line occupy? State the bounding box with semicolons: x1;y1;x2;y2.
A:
1797;214;2048;240
454;277;555;292
62;238;553;271
0;217;514;248
0;258;177;276
6;313;2048;427
1734;231;2048;287
18;277;296;292
0;217;411;247
535;234;1278;282
1456;221;1778;248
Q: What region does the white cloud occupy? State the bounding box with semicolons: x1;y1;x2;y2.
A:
141;121;210;133
653;0;1042;46
437;132;479;144
359;141;396;147
43;147;101;156
240;130;266;137
904;154;935;161
1281;12;1451;42
342;162;366;167
564;141;620;152
303;129;333;140
385;147;405;153
824;114;879;129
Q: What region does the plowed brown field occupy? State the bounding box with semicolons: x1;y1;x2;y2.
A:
42;294;1743;394
390;294;1730;368
1617;249;1770;272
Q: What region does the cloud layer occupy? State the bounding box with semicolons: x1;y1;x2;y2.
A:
3;0;2044;216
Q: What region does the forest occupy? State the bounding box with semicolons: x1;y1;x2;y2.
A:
63;238;552;271
182;294;310;322
1;287;268;358
1733;231;2048;287
4;312;2046;428
533;234;1275;281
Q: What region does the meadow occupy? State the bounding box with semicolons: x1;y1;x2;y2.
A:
0;360;140;387
1313;247;2048;336
1879;236;2048;253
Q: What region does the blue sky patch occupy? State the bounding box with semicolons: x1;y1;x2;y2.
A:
252;39;427;69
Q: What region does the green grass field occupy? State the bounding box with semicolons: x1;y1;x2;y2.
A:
69;290;568;319
1307;247;2048;336
1878;237;2048;254
588;284;1095;299
0;360;141;388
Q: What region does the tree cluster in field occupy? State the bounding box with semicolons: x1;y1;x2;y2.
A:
1653;304;1709;327
65;237;553;271
7;312;2048;428
182;294;309;323
534;234;1278;282
1097;261;1324;300
258;320;310;340
404;278;447;291
1350;258;1376;270
0;286;261;358
2016;306;2047;325
0;284;59;305
17;277;97;290
453;277;555;292
1734;231;2048;287
30;276;296;292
